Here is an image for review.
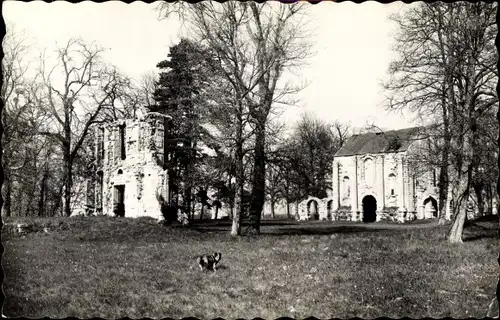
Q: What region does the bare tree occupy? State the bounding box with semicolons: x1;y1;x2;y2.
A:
157;2;252;236
139;70;158;109
385;3;497;242
35;38;129;217
1;27;36;217
157;1;311;235
330;120;351;150
110;71;157;120
294;113;338;198
202;73;254;235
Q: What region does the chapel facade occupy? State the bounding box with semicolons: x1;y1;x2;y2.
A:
298;127;447;222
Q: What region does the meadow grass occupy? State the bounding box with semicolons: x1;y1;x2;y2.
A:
2;215;499;319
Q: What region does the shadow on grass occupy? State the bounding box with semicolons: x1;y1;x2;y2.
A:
187;217;447;236
189;219;299;227
463;215;499;242
260;225;387;236
216;264;228;271
471;215;500;223
196;264;228;274
463;234;498;242
188;219;400;236
463;228;499;242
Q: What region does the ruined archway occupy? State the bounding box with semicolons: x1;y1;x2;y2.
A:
307;199;319;220
423;196;438;218
362;195;377;223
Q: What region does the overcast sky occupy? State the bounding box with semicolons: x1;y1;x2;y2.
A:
3;1;416;131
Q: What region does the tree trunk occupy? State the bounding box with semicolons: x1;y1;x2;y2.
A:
25;152;38;217
231;185;242;236
64;157;73;217
38;170;49;217
215;204;219;220
3;171;11;217
285;179;291;219
473;183;485;217
286;200;290;219
53;182;65;217
295;200;300;220
448;175;468;243
448;116;477;243
270;197;275;218
248;120;266;234
200;202;205;220
489;183;494;215
445;178;454;220
438;106;450;224
191;200;196;220
448;166;471;243
184;186;192;220
448;194;468;243
232;147;243;236
437;167;450;225
228;174;234;220
231;102;244;236
183;139;196;221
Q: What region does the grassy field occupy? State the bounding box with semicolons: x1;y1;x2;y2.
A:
2;215;499;318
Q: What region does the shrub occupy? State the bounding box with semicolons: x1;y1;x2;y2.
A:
156;193;177;224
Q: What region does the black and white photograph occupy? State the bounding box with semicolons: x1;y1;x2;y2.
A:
1;0;499;318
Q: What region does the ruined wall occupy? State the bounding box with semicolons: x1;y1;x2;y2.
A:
72;113;171;220
406;141;440;220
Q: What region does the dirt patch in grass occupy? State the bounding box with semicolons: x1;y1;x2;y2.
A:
2;216;499;318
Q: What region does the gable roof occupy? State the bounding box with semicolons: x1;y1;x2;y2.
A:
334;126;423;157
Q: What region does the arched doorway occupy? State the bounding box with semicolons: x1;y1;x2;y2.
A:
113;185;125;217
307;200;319;220
423;196;438;218
362;195;377;223
327;200;333;221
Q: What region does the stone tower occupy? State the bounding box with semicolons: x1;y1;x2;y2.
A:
75;112;172;220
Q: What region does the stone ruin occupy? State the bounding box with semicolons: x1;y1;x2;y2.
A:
72;119;497;224
72;112;172;221
297;196;335;222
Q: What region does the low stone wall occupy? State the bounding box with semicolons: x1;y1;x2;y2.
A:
336;207;353;221
378;206;400;221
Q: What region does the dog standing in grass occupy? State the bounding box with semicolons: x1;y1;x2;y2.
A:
197;252;222;272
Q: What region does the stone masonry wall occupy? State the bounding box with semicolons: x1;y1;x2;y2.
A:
72;113;171;220
332;150;439;222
